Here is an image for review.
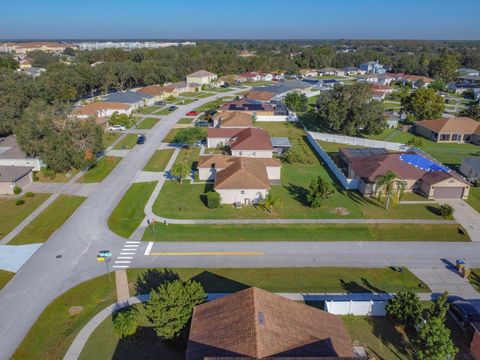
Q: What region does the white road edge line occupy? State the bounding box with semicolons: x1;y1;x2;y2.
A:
144;242;153;256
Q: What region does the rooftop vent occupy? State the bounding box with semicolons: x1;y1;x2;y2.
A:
258;311;265;327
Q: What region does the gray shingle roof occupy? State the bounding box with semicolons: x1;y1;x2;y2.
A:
270;137;292;148
103;91;152;104
0;166;32;182
463;157;480;172
0;135;29;160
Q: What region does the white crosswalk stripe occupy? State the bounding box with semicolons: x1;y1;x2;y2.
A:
118;256;133;259
113;265;129;269
114;260;131;264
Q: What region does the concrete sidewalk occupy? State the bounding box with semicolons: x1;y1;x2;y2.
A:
25;182;98;197
443;199;480;242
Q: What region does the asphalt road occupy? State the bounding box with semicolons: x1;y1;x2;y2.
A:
0;90;242;359
1;88;480;359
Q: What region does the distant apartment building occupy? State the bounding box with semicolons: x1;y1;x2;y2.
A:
186;70;218;86
0;42;74;54
75;41;196;50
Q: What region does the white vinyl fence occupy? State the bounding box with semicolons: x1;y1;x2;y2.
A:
324;300;387;316
308;131;409;151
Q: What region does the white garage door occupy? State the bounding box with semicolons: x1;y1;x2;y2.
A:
433;187;464;199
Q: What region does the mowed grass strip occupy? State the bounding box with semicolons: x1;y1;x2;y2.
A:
143;223;469;242
162;128;181;143
0;193;51;240
177;117;194;124
77;156;121;183
143;149;175;172
113;134;138;150
9;195;86;245
154;107;173;116
467;187;480;213
108;182;157;238
137;117;159;129
136;105;160;114
0;270;14;291
102;132;122;149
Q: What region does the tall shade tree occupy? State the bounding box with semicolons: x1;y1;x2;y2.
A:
171;162;190;183
415;317;458;360
386;291;423;328
401;88;445;121
459;103;480;120
144;279;206;340
284;92;308;112
374;171;406;210
429;50;459;82
315;83;386;136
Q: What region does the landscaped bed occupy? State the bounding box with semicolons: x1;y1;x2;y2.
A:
0;193;51;240
144;149;175;172
77;156;121;183
9;195;86;245
108;182;157;238
143;223;469;242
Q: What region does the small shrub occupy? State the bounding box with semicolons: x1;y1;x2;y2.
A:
206;191;221;209
193;171;199;182
25;192;35;198
15;199;25;206
41;167;56;179
32;172;39;181
13;186;22;195
439;203;454;219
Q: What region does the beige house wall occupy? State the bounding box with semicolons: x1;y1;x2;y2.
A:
216;188;268;204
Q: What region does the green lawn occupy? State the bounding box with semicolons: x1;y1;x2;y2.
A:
162;129;181;143
467;187;480;213
143;223;468;242
0;194;51;240
77;156;121;183
469;268;480;293
0;270;14;291
143;149;175;172
136;106;161;114
154;108;173;116
367;129;479;166
193;98;225;113
108;182;157;238
102;132;122;149
174;148;200;169
34;169;79;183
12;275;116;360
178;97;196;105
113;134;138;150
14;267;428;360
137;117;159;129
177;117;194;124
9;195;86;245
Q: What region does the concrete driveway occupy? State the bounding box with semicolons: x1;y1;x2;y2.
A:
443;199;480;241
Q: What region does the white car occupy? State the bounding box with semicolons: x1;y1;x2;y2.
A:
107;125;126;132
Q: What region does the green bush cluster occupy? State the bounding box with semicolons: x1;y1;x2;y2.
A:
13;186;22;195
206;191;221;209
15;199;25;206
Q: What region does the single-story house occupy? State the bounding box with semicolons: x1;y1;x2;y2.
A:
186;70;217;86
398;75;434;88
371;84;394;101
456;75;480;85
299;68;318;77
318;67;338;76
103;91;154;109
207;127;273;158
245;90;277;102
219;98;289;122
186;287;355;359
340;147;470;199
251;79;312;99
414;117;480;145
447;82;480;94
0;166;33;194
458;68;480;77
72;101;132;119
136;84;179;101
359;61;386;74
0;135;43;171
212;111;253;128
270;137;292;154
343;66;361;75
460;157;480;180
197;154;281;182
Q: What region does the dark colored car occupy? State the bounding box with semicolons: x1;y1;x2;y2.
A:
168;105;177;111
155;101;166;106
448;300;480;332
136;135;147;145
220;83;229;88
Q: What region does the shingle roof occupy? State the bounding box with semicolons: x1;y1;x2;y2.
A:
73;102;130;116
245;90;277;102
214;158;271;190
213;111;253;128
416;117;480;134
0;166;32;182
0;135;29;160
103;91;152;103
186;287;354;359
207;128;243;138
137;84;176;96
229;128;272;151
198;155;281;170
188;70;216;77
463;157;480;172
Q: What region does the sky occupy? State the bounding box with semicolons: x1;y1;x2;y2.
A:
1;0;480;40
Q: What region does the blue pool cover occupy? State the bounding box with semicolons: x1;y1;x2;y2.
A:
400;154;449;172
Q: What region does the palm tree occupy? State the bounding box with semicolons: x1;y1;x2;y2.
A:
264;189;282;213
374;171;406;210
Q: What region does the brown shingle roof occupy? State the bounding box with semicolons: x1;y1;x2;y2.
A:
198;155;281;170
188;70;216;77
246;91;277;102
400;75;434;83
137;84;176;96
208;128;243;138
186;287;354;360
214;158;271;190
416;117;480;134
214;111;253;128
229;128;272;151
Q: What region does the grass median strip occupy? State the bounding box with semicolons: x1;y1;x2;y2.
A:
108;182;157;238
77;156;121;183
142;223;469;242
113;134;138;150
0;193;51;240
137;117;159;129
9;195;86;245
0;270;14;291
143;149;175;172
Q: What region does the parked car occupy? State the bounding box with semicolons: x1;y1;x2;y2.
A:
107;125;126;132
155;101;166;106
195;120;209;127
168;105;177;111
136;135;147;145
448;299;480;333
220;83;229;88
186;111;199;116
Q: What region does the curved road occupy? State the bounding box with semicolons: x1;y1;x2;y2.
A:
1;89;480;359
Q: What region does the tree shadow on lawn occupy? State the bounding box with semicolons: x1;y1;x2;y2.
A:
339;279;386;294
426;205;442;216
369;317;413;359
135;268;180;295
191;271;250;293
112;326;185;360
284;183;309;205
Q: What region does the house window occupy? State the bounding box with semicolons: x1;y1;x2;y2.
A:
240;190;245;195
252;152;256;156
451;134;461;141
464;135;471;142
239;151;243;156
